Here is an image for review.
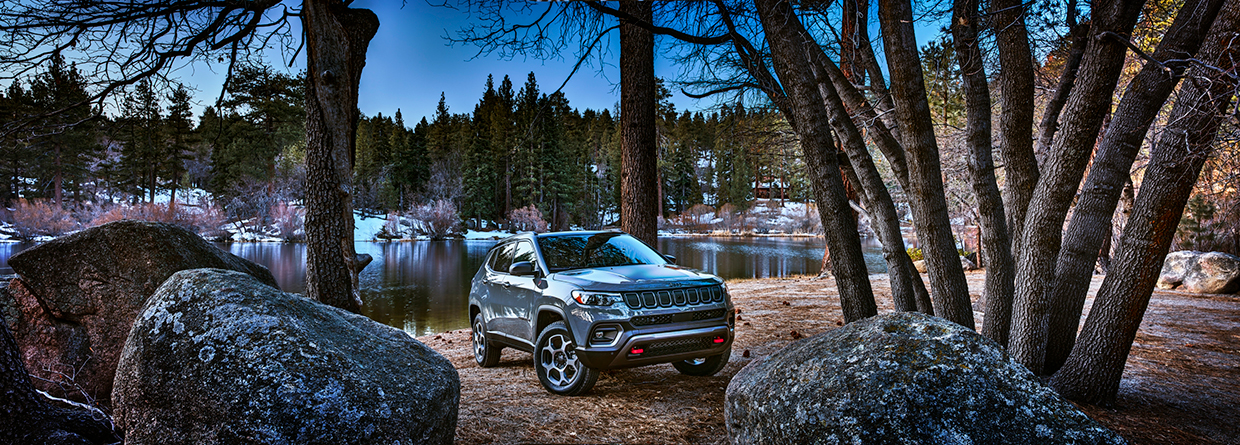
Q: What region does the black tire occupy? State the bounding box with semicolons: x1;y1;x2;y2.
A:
472;314;502;367
672;348;730;376
534;321;599;396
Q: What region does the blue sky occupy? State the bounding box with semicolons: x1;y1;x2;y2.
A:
169;1;944;125
177;1;707;123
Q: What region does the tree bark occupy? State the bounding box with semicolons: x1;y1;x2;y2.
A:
619;1;659;247
1051;12;1240;403
757;0;877;323
1008;0;1145;374
953;0;1016;345
1043;0;1226;374
991;0;1038;260
878;0;974;328
302;0;378;313
806;44;925;313
1033;22;1090;169
1;309;119;444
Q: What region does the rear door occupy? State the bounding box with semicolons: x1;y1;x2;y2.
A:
482;242;516;338
506;240;543;342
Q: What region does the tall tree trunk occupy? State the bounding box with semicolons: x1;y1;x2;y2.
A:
1043;0;1226;374
619;1;659;247
953;0;1015;344
0;310;119;443
53;145;63;206
805;43;926;313
757;0;877;323
878;0;974;328
1033;22;1090;168
1008;0;1146;374
302;0;378;313
991;0;1038;262
1051;13;1240;402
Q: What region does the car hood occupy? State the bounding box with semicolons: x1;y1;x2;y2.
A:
550;264;721;291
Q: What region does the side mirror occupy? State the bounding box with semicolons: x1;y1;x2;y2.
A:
509;261;536;276
663;254;677;264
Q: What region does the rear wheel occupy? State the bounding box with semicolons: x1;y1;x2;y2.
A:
473;314;501;367
672;349;730;376
534;321;599;395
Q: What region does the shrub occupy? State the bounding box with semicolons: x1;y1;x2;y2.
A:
11;199;77;239
271;202;305;241
411;199;462;239
716;203;740;233
906;247;923;261
685;204;716;230
376;211;403;239
508;205;548;233
87;201;227;237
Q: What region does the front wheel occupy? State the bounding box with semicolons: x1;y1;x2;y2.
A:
534;321;599;396
672;349;730;376
473;314;502;367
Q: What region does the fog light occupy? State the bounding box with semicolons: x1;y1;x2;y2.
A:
631;346;644;354
713;336;725;344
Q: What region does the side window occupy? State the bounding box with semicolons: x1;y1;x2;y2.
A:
490;243;516;273
512;241;537;269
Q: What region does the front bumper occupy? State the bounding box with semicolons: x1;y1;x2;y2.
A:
576;322;734;369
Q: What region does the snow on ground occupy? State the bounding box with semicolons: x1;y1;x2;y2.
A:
464;230;510;240
354;212;389;241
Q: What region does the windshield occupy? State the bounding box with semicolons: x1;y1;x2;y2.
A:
538;233;668;272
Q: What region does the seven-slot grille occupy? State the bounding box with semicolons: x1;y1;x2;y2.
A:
622;285;724;309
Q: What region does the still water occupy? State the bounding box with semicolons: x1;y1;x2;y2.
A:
1;236;884;336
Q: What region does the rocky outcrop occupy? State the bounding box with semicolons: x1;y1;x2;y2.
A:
114;269;459;445
1;220;278;404
725;312;1124;445
1182;252;1240;294
1157;250;1240;294
1157;251;1202;290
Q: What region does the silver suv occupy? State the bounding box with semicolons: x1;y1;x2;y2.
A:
468;231;735;395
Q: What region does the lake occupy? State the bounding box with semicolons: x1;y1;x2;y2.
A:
1;236;885;336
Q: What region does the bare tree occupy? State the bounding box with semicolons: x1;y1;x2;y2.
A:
0;0;379;313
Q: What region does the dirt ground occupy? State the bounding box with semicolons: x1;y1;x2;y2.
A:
416;271;1240;444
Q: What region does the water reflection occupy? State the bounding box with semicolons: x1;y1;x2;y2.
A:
2;236;888;336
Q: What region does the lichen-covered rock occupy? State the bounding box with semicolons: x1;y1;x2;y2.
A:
1182;252;1240;294
1157;251;1202;290
725;312;1125;445
2;220;277;405
113;269;459;445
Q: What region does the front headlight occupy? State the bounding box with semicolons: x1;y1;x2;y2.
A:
572;290;620;306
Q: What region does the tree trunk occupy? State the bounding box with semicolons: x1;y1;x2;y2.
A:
302;0;378;313
0;309;119;444
1033;23;1089;168
1043;0;1226;374
878;0;974;328
953;0;1015;344
991;0;1038;259
619;1;659;247
1008;0;1145;374
53;145;63;206
1051;13;1240;402
757;0;877;323
806;45;925;313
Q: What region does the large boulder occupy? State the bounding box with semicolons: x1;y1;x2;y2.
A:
113;268;459;445
1182;251;1240;294
1157;250;1202;290
725;312;1124;445
0;220;277;404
